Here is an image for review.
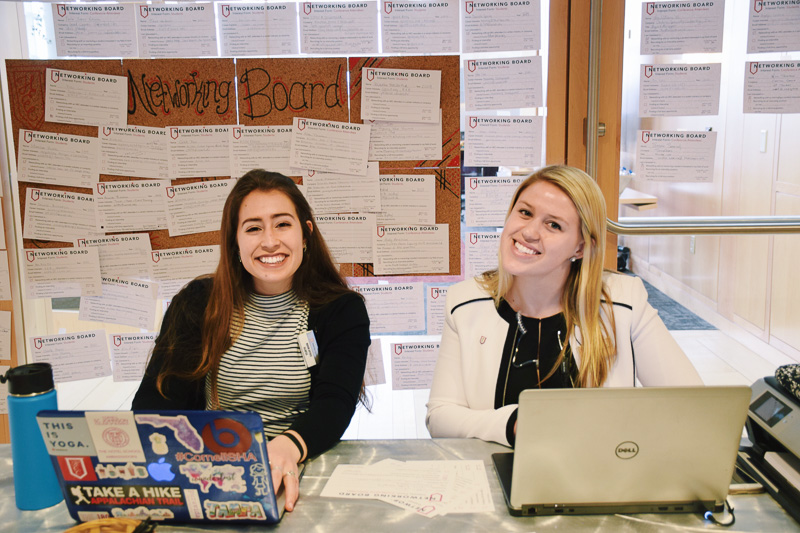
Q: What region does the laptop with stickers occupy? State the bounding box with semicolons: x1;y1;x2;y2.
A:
36;409;287;525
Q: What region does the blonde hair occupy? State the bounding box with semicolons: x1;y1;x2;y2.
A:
478;165;617;387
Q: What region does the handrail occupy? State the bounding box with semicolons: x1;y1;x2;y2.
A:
585;0;603;177
608;216;800;235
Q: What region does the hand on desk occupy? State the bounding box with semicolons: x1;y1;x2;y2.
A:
268;431;305;512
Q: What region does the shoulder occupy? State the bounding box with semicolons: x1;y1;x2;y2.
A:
309;291;369;327
174;276;213;305
447;277;495;315
602;271;647;309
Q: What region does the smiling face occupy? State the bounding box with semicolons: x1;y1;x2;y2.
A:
500;180;585;285
236;189;312;296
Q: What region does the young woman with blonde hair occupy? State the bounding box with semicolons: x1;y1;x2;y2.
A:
426;165;701;446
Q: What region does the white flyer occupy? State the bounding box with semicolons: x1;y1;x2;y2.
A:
94;180;169;233
361;68;441;124
74;234;154;280
45;69;127;127
52;3;138;58
315;214;376;263
364;339;386;386
0;366;6;414
464;56;543;111
164;179;233;237
303;164;381;214
168;126;232;179
299;1;379;55
640;0;725;55
24;247;102;298
0;312;11;361
381;0;459;54
79;277;158;330
747;1;800;54
465;176;522;227
465;231;501;278
23;189;101;243
464;116;543;167
639;64;721;117
99;126;169;180
377;174;435;225
0;251;11;300
218;2;299;56
290;118;371;176
461;0;541;53
373;224;449;275
135;3;218;58
744;61;800;114
30;330;111;383
425;284;450;336
17;130;98;189
150;245;220;300
353;283;425;334
391;341;439;390
109;333;157;382
636;130;717;182
366;113;442;161
230;125;293;178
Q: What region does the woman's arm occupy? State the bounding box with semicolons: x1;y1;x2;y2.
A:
286;292;371;458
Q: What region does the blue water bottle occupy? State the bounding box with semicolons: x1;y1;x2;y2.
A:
2;363;64;510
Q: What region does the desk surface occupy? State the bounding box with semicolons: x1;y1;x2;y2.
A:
3;439;799;532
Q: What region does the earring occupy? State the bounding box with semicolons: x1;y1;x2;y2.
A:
237;252;242;263
570;257;577;263
303;243;307;253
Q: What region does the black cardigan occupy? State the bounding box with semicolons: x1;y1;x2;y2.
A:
132;278;371;458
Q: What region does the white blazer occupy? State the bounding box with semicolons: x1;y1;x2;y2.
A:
425;273;703;446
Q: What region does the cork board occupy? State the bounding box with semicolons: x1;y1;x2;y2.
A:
349;56;461;169
236;58;349;125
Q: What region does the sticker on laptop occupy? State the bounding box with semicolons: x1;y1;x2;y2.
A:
57;456;97;481
38;416;97;456
86;412;146;463
111;506;175;521
95;461;149;480
135;414;204;453
68;484;184;507
204;500;267;521
180;462;246;493
149;432;169;454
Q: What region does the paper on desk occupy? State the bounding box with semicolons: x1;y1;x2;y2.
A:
17;130;98;189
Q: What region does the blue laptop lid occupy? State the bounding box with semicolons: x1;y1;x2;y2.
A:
36;409;281;525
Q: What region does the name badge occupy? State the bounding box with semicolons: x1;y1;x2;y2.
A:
298;330;319;368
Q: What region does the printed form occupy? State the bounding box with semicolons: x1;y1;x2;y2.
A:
164;179;233;237
300;1;379;54
391;341;439;390
45;68;127;127
353;283;425;334
24;247;102;298
465;176;523;226
0;312;11;361
99;126;169;180
465;231;501;278
218;2;299;56
30;330;111;383
366;113;442;161
290;118;371;176
52;3;138;58
381;1;459;54
461;0;541;53
150;246;220;300
465;116;543;167
364;340;387;386
23;189;102;243
79;276;158;330
315;214;376;263
136;3;218;57
230;125;294;178
425;284;450;335
0;251;11;300
74;234;154;280
639;64;721;117
373;224;449;275
303;164;381;214
94;180;169;233
168;126;231;178
640;0;725;54
744;62;800;114
17;130;98;189
361;68;441;123
465;56;543;111
377;174;435;225
109;333;157;382
747;1;800;53
636;131;717;182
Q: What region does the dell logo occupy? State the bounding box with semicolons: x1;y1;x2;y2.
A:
615;441;639;459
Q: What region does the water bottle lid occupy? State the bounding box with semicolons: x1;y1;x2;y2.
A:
4;363;55;396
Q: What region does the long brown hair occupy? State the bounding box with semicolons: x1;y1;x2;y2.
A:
478;165;617;387
156;170;358;402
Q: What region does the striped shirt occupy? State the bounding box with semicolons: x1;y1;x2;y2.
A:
208;290;311;438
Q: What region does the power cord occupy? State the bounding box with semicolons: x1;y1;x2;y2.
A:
704;499;735;527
